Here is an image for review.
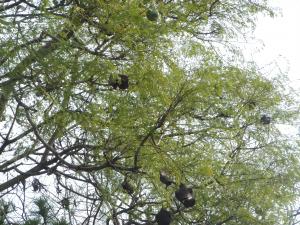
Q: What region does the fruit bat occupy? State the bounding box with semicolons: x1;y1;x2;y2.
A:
260;115;271;125
155;208;172;225
160;171;175;188
175;183;196;208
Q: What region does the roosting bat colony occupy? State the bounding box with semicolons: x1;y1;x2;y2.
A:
120;170;196;225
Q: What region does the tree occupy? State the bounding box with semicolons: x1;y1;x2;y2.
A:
0;0;299;224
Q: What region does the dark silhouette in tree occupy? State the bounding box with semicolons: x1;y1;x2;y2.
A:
32;178;43;192
175;183;196;208
155;208;172;225
160;170;175;188
109;74;129;90
261;115;271;125
146;9;159;21
118;75;129;90
121;177;134;195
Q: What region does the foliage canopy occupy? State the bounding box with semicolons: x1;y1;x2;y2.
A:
0;0;299;225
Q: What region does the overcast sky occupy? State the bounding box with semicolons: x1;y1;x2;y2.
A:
245;0;300;134
249;0;300;88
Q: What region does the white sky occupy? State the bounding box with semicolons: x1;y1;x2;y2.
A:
245;0;300;135
249;0;300;88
